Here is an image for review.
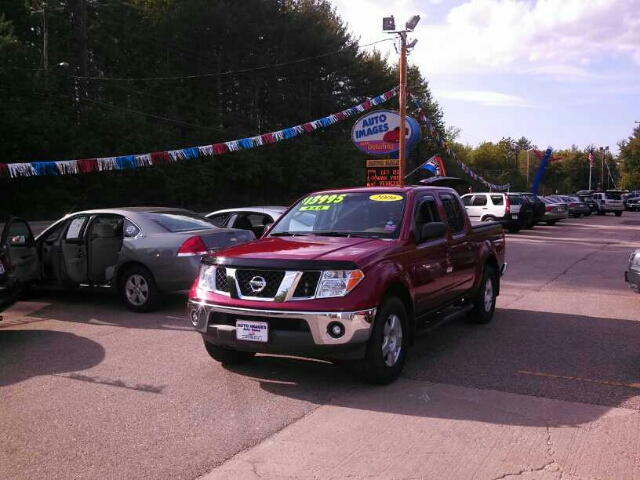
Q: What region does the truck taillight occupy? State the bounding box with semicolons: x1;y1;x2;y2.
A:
505;195;511;214
177;236;208;256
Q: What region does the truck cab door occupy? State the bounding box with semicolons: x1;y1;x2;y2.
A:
439;193;477;298
409;195;455;313
60;215;90;284
0;217;40;285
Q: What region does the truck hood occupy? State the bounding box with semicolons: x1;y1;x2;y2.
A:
211;235;396;269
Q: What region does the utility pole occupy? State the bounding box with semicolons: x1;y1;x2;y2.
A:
398;31;408;186
383;14;420;187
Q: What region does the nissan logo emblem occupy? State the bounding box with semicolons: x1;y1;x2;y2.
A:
249;276;267;293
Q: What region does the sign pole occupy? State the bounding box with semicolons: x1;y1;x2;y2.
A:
398;32;407;187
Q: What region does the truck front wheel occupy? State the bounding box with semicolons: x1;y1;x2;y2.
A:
468;266;497;324
354;297;409;385
204;341;256;365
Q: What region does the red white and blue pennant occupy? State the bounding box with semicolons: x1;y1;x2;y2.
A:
0;88;398;178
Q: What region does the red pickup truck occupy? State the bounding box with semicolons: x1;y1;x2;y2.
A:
188;186;506;384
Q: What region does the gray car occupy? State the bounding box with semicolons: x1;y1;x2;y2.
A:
206;206;287;238
0;208;254;312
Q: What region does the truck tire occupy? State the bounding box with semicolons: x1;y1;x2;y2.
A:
204;341;256;365
354;297;409;385
546;220;557;226
615;211;622;217
468;266;497;325
119;266;160;313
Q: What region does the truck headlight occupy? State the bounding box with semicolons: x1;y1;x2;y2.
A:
198;264;217;291
630;252;640;272
316;270;364;298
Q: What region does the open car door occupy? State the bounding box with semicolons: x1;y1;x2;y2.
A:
0;216;40;286
60;215;90;284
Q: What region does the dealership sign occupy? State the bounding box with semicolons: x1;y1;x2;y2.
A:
351;110;421;156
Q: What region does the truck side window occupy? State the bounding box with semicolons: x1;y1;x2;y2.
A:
416;196;440;224
440;194;465;234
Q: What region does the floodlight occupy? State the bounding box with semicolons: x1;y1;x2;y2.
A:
405;15;420;30
383;16;395;31
407;39;418;49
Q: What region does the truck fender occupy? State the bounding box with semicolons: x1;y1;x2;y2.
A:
470;242;500;297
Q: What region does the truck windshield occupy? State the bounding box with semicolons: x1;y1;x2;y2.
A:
270;192;407;239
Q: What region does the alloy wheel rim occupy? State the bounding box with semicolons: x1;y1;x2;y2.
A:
484;278;494;313
125;274;149;306
381;314;403;367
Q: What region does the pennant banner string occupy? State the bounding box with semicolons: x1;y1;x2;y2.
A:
0;87;398;179
411;95;510;192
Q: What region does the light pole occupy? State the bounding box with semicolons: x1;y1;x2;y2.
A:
383;14;420;187
599;146;609;190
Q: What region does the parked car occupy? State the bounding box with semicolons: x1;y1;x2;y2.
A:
625;250;640;293
592;192;624;216
518;193;545;228
189;185;507;384
625;196;640;212
461;192;531;233
577;194;598;214
0;250;19;316
206;206;286;238
1;208;254;312
540;198;569;225
557;196;591;217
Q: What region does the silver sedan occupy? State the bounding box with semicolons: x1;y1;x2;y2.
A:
1;208;254;312
206;206;287;238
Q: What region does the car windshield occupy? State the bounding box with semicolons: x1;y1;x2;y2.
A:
270;192;407;239
141;211;215;232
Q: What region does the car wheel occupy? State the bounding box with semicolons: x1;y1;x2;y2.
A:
546;220;558;225
119;266;160;313
585;211;591;216
482;215;496;222
204;341;256;365
468;265;497;325
507;225;521;233
354;296;409;385
597;210;605;216
615;211;623;217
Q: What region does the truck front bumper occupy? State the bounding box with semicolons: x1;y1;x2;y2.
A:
187;300;377;359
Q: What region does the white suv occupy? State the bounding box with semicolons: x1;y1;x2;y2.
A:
461;193;525;232
592;192;624;216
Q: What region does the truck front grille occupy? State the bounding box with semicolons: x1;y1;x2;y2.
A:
215;266;229;292
236;269;285;298
293;271;321;298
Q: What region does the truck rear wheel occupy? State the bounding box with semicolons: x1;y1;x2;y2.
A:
615;211;623;217
204;341;256;365
468;266;497;325
354;297;409;385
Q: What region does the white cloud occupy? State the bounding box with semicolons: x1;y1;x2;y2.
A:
433;89;534;107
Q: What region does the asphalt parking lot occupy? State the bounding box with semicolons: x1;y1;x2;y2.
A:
2;213;639;479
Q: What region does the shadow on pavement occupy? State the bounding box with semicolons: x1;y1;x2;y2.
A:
0;329;106;387
25;288;190;330
224;308;640;427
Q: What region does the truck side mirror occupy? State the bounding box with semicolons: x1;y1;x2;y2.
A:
419;222;446;242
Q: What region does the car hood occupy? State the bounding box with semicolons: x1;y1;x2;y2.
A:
211;235;396;269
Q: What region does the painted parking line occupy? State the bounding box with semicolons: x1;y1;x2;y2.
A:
518;370;640;390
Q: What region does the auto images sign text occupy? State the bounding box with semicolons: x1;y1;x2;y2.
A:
350;109;420;156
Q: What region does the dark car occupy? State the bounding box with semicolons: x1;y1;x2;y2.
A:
0;250;19;316
577;194;598;213
519;193;545;228
625;196;640;212
1;209;254;312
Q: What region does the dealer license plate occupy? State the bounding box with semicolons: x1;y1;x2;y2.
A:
236;320;268;342
512;214;518;219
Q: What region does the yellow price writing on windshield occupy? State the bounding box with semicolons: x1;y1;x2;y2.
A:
300;205;331;211
302;194;347;205
370;194;403;202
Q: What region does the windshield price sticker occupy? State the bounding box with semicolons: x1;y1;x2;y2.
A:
370;194;403;202
302;194;347;206
300;205;332;211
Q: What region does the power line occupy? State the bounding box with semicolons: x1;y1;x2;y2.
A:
67;38;394;82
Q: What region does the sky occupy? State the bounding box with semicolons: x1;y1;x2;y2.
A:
328;0;640;154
